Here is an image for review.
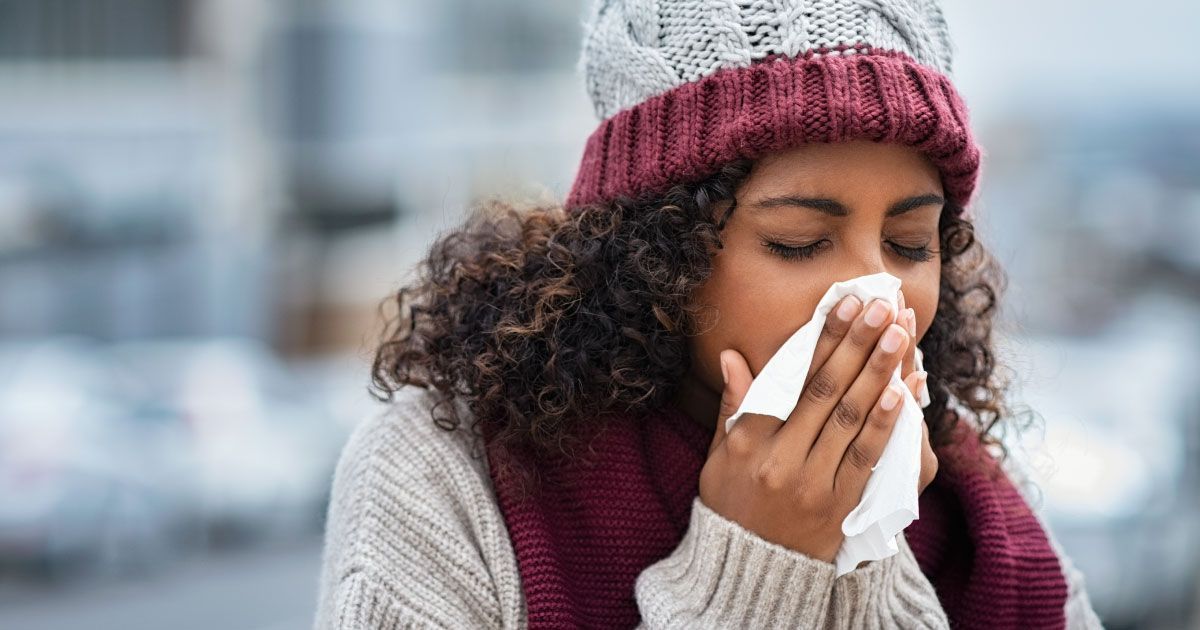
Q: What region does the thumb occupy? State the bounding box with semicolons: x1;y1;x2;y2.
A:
710;349;754;456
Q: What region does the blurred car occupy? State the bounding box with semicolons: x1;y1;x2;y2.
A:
1001;292;1200;628
0;337;194;578
0;334;351;580
104;336;348;542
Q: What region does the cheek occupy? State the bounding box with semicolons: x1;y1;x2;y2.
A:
689;242;828;382
900;268;940;342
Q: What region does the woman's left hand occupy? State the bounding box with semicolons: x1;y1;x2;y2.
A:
898;289;938;493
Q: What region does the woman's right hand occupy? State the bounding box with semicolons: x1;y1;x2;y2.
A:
697;295;919;563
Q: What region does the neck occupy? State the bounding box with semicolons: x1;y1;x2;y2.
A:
671;372;721;435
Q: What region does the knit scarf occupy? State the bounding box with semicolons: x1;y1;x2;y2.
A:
483;403;1068;629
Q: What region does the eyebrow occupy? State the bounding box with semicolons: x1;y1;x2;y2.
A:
747;193;945;217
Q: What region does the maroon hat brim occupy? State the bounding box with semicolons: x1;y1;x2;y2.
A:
565;47;982;218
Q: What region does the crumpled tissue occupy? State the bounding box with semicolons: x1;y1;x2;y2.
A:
724;271;931;577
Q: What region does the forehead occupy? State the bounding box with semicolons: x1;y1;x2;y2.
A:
742;140;943;197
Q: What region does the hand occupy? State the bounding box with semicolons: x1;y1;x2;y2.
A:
699;293;937;563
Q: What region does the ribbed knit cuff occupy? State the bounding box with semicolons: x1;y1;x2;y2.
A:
634;496;837;628
828;532;950;628
566;48;981;217
324;571;402;629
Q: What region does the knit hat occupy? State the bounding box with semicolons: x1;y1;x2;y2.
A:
565;0;983;218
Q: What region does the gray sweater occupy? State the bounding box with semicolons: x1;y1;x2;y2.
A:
313;384;1104;629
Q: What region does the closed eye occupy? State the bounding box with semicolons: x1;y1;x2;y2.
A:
761;238;937;262
761;238;830;260
889;241;936;262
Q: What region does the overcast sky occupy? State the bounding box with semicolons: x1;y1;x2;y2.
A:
940;0;1200;123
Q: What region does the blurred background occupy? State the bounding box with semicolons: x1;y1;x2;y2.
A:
0;1;1196;628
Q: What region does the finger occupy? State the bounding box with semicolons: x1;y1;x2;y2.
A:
833;382;905;497
903;370;926;403
710;349;774;456
807;295;862;382
897;290;914;379
776;297;897;457
808;322;909;481
900;308;917;378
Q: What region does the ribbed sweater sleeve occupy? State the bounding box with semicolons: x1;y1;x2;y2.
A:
312;386;527;629
634;497;948;629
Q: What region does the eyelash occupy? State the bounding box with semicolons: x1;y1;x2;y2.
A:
761;238;937;262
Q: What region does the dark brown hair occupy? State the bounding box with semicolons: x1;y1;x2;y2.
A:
370;157;1016;474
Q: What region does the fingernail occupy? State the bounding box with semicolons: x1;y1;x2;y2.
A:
864;299;890;327
881;385;902;410
881;326;904;353
836;295;861;322
720;354;729;385
906;308;916;335
917;370;928;387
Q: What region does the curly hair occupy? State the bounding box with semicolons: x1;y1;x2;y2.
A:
370;157;1017;478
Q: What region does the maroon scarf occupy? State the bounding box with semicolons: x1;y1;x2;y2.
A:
483;404;1068;629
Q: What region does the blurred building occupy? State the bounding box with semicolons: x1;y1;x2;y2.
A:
0;0;283;342
0;0;593;355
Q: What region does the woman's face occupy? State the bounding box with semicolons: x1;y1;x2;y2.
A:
678;140;944;428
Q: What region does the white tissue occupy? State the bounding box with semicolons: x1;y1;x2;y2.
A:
723;272;931;577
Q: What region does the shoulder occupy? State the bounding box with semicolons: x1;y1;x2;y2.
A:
335;383;488;485
320;385;495;563
313;384;524;629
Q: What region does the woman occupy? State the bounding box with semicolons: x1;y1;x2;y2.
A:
314;1;1104;628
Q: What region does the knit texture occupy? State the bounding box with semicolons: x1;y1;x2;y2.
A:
566;0;983;216
480;402;713;627
482;397;1073;629
312;384;1103;629
905;422;1072;629
483;400;948;629
312;386;525;628
579;0;957;119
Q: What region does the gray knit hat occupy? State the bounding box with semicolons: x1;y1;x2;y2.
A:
565;0;982;217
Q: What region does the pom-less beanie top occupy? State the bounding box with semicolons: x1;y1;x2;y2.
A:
565;0;983;218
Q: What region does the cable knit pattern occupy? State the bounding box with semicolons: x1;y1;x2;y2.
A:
566;0;983;217
579;0;957;119
313;384;1103;629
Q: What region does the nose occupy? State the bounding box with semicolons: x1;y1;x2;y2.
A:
841;247;889;281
